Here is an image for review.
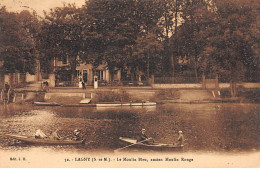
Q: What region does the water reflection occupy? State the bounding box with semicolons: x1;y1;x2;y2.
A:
0;103;259;153
96;106;157;112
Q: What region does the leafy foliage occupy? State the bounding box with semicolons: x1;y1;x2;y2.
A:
1;0;259;83
0;7;38;74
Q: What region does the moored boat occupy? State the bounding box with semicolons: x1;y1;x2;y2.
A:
5;134;86;145
34;102;62;106
142;102;157;106
62;104;96;107
119;137;183;151
130;103;143;106
96;102;157;107
96;103;122;107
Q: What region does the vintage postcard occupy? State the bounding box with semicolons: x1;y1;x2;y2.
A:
0;0;259;168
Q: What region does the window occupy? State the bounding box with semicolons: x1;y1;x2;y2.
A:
96;70;103;81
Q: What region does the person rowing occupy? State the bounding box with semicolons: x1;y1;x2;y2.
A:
137;128;154;144
73;129;81;141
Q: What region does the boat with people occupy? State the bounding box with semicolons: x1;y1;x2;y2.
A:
118;137;183;151
5;134;86;145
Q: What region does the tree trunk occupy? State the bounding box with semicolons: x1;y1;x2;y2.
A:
194;57;198;81
71;55;77;82
175;0;178;32
136;66;139;81
170;0;179;81
230;82;237;97
170;52;175;79
147;54;150;78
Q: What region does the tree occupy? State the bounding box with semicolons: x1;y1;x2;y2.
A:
201;0;259;83
157;0;177;77
0;7;38;74
85;0;138;79
132;32;163;78
85;0;164;80
38;4;85;79
170;0;214;81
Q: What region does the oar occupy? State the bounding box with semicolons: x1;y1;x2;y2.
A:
114;138;152;153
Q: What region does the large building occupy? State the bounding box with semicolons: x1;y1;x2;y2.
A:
53;56;121;87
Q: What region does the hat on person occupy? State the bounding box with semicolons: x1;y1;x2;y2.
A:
142;128;146;131
178;130;183;134
74;129;80;133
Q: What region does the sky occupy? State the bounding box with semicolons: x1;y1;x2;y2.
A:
0;0;86;16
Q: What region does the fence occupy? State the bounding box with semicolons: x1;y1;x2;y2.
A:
154;77;200;84
54;80;150;87
55;81;78;87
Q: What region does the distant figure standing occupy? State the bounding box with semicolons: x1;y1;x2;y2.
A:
175;130;184;147
82;81;86;89
43;81;49;91
3;83;10;103
4;82;10;93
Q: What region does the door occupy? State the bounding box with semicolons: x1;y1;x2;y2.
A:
83;70;88;83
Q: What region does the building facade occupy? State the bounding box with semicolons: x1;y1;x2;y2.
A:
53;56;121;87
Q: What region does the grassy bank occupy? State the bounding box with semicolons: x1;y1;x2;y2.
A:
221;88;260;103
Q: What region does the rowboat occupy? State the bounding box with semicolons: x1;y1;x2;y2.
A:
62;104;96;107
5;134;86;145
34;102;62;106
141;102;156;106
96;103;122;107
96;102;156;107
119;137;183;151
129;103;143;106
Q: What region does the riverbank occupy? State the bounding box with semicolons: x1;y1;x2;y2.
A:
9;86;260;105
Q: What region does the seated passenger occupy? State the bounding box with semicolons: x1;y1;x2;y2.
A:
49;129;61;140
35;129;47;139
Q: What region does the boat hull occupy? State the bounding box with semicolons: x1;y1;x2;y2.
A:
119;137;183;151
5;134;85;145
96;102;156;107
34;102;62;106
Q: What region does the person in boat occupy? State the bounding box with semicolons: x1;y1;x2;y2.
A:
73;129;81;141
137;128;153;144
175;130;184;147
49;129;61;140
35;129;48;139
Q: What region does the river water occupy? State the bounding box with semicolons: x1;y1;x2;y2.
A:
0;103;259;154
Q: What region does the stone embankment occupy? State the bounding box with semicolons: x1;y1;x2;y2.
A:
9;83;260;104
